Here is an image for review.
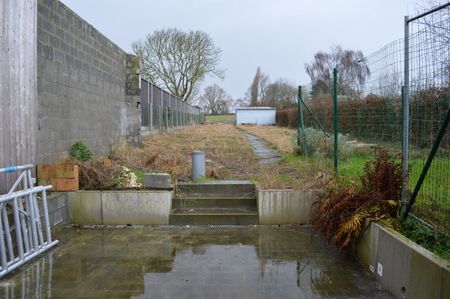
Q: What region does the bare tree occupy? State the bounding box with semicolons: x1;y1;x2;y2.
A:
249;67;270;106
199;84;232;114
417;0;449;44
305;46;370;97
231;98;249;112
132;28;224;103
416;0;449;86
264;79;297;108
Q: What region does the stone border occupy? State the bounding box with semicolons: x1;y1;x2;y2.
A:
67;190;172;225
354;222;450;299
257;189;323;225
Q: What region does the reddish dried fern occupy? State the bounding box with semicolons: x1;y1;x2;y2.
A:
313;149;403;249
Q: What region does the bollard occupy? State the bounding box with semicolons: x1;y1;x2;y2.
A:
192;151;205;180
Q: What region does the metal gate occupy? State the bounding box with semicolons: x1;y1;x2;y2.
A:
0;165;58;278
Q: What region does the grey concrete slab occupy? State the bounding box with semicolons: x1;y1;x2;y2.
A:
258;189;323;225
67;191;102;225
142;173;172;189
102;191;172;225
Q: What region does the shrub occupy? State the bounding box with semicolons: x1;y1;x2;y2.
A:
276;109;290;127
69;140;93;161
313;149;403;249
293;127;354;159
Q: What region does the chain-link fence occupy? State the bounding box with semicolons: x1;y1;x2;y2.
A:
278;3;449;233
140;78;201;132
404;4;449;232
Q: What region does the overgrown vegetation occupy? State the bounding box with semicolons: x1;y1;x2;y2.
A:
74;125;259;189
68;141;143;189
294;127;354;159
313;150;402;249
401;218;450;261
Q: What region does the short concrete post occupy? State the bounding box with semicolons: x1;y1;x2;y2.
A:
192;151;205;180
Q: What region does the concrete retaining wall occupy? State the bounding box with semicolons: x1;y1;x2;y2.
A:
67;190;172;225
355;222;450;299
257;189;322;225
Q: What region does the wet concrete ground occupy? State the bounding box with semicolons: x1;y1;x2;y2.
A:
0;226;393;299
245;133;282;165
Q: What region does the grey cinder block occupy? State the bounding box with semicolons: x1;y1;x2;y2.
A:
143;173;173;189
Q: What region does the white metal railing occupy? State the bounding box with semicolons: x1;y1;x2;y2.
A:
0;165;58;278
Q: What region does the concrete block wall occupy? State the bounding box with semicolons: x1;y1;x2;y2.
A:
38;192;68;228
36;0;140;163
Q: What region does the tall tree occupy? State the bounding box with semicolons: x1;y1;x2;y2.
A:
199;84;232;114
132;28;224;103
264;79;297;108
305;46;370;97
249;67;270;106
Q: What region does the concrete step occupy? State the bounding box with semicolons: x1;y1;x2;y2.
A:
172;197;256;209
169;207;259;225
177;181;255;199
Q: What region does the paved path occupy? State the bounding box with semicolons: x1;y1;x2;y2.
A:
245;133;282;165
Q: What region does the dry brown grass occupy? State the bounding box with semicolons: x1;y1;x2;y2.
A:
238;125;295;154
111;124;258;180
77;123;329;190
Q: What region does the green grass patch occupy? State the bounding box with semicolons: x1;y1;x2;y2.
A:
400;218;450;261
132;169;145;183
205;114;235;124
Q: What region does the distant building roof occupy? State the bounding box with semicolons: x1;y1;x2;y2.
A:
235;107;275;110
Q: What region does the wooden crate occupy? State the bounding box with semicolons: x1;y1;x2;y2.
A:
37;162;79;191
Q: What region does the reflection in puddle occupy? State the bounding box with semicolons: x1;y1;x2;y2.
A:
0;227;392;299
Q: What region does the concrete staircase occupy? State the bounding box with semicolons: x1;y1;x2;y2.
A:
169;181;258;225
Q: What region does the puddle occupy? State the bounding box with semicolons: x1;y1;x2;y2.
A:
245;134;282;165
0;227;393;299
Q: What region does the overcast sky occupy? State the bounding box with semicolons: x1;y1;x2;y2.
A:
61;0;422;99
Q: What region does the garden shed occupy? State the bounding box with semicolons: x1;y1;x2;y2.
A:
235;107;276;125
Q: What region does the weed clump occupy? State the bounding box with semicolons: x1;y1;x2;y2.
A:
69;141;92;161
313;149;403;249
401;218;450;261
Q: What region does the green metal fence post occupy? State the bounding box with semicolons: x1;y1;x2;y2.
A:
402;16;410;216
400;85;407;215
333;68;338;175
298;86;307;156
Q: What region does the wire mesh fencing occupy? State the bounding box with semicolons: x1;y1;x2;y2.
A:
140;78;201;132
276;3;449;232
404;4;449;232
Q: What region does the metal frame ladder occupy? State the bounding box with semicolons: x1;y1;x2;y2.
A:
0;165;58;278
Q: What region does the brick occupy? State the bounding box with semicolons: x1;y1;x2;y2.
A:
43;44;53;60
48;34;59;48
38;30;49;44
38;3;49;18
